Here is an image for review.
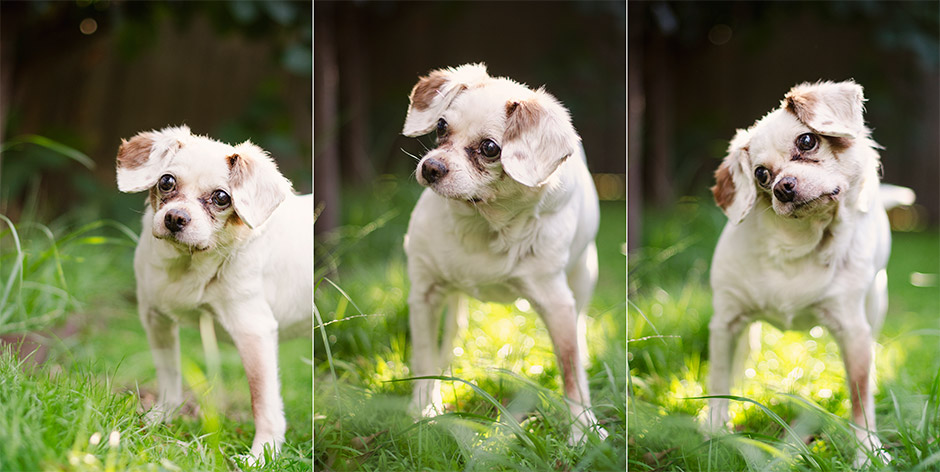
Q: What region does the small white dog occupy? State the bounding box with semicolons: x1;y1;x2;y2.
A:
115;126;312;459
709;81;912;464
401;63;607;442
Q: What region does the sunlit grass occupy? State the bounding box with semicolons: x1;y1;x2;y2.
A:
0;215;312;470
628;198;940;470
314;179;626;470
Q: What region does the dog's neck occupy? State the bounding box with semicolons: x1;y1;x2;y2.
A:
750;198;841;263
449;172;571;255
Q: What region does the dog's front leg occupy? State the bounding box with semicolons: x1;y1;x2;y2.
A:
707;295;745;431
826;304;889;465
216;301;285;460
141;306;183;423
521;273;606;443
408;280;447;417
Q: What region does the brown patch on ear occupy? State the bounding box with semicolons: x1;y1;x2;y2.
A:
116;134;154;169
784;90;818;125
711;162;736;210
410;71;449;111
228;153;253;187
504;99;542;143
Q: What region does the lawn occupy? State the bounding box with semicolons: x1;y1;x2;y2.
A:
627;197;940;471
313;176;628;471
0;212;313;471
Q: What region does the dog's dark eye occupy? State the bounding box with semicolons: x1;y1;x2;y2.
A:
436;118;448;138
480;139;501;159
796;133;818;151
754;166;772;187
158;174;176;192
211;190;231;208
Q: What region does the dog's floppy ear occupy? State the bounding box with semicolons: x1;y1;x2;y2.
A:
500;89;580;187
402;63;490;137
116;126;191;192
712;129;755;224
783;80;865;138
227;141;294;229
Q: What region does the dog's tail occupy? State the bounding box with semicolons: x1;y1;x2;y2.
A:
880;184;916;210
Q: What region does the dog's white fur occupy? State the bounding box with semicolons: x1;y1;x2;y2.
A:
402;63;607;443
116;126;312;460
709;81;907;465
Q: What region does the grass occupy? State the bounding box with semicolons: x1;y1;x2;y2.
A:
313;176;628;471
0;213;312;470
627;196;940;471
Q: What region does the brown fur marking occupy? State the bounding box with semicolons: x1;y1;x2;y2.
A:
504;99;542;144
824;135;853;154
465;146;488;174
411;71;449;111
848;364;870;423
712;162;736;210
228;153;253;187
785;90;818;125
116;134;155;169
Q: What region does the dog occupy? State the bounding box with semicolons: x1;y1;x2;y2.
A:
709;80;912;465
115;125;312;460
401;63;607;443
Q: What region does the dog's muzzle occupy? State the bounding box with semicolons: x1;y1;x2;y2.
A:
164;208;191;233
421;158;448;185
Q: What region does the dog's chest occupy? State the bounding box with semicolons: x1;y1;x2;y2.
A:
726;255;837;330
139;251;225;314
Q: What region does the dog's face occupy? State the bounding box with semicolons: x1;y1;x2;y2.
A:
402;63;580;203
116;126;293;251
713;81;875;223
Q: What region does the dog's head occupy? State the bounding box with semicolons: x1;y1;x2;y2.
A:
402;63;580;203
712;80;880;223
116;126;293;251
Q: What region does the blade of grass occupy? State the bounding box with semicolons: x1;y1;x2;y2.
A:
0;135;95;169
390;375;546;457
689;394;821;468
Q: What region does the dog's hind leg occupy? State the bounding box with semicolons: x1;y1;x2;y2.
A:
408;281;447;417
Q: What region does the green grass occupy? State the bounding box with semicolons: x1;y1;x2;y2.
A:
627;196;940;471
314;177;627;471
0;215;312;470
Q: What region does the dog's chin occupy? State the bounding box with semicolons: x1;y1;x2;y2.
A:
426;183;491;205
773;189;841;219
153;231;212;253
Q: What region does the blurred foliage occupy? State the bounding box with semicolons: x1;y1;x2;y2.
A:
1;0;311;224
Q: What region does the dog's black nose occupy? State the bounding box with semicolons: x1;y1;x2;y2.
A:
773;177;797;203
164;209;191;233
421;158;448;184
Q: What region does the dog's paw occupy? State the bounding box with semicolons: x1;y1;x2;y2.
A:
567;411;610;446
852;434;893;468
567;424;609;446
142;406;172;426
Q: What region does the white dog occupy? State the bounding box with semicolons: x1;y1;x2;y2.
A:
116;126;312;460
709;81;912;464
401;63;607;443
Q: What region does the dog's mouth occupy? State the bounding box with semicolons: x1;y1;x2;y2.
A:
778;187;841;217
154;232;211;253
